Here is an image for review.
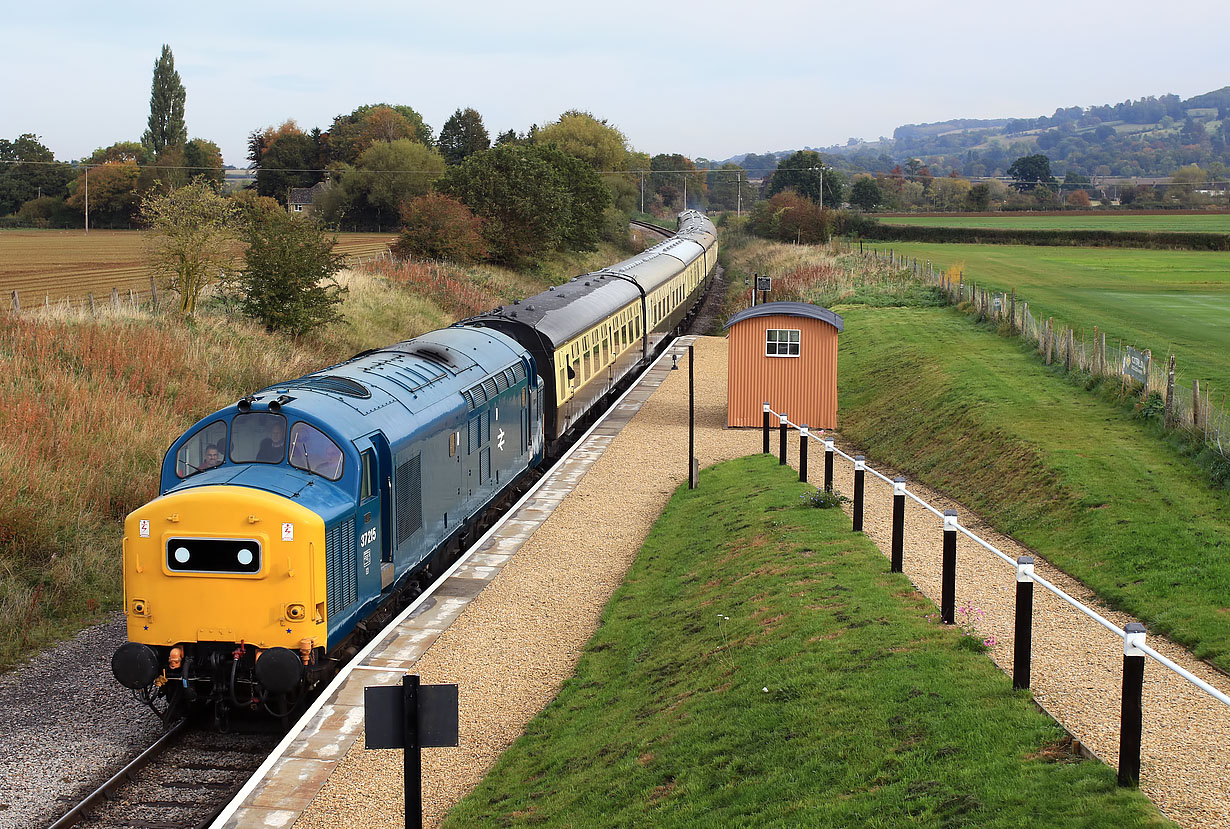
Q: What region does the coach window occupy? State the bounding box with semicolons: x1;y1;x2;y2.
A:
176;420;227;478
289;422;344;481
230;412;287;464
765;329;801;357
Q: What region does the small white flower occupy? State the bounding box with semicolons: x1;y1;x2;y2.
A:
762;687;769;693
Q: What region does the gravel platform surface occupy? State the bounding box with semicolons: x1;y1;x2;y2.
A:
294;335;1230;829
0;614;162;829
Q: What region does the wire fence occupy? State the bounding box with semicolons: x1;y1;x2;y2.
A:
759;404;1230;789
867;249;1229;461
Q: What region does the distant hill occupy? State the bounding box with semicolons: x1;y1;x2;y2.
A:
721;87;1230;179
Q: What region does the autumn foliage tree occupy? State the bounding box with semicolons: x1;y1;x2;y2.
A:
139;178;239;314
392;193;487;263
748;190;830;244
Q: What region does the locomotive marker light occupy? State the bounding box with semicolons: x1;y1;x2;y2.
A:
366;675;459;829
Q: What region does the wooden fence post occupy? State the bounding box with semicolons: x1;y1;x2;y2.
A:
1194;379;1202;429
1009;288;1016;332
9;290;18;313
1045;319;1054;365
88;294;96;315
111;287;120;309
1164;354;1177;428
150;276;159;309
1065;328;1074;372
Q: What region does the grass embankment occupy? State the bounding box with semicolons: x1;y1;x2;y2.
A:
446;457;1169;827
0;242;626;670
863;242;1230;395
879;215;1230;233
722;238;1230;671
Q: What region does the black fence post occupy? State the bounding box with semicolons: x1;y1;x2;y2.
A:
1013;557;1035;691
779;414;788;465
853;456;865;532
799;426;808;483
891;477;905;573
763;402;770;454
1118;623;1147;787
941;509;957;625
824;437;834;493
403;674;422;829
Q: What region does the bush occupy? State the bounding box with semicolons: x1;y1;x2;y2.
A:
229;211;347;335
392;193;487;264
799;487;849;509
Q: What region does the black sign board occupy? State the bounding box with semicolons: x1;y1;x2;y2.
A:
365;682;459;748
755;276;772;292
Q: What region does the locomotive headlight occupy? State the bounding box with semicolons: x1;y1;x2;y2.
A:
237;548;254;567
166;538;261;574
131;599;149;616
286;603;306;621
174;547;191;564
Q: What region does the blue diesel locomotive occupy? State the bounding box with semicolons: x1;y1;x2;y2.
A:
111;211;717;722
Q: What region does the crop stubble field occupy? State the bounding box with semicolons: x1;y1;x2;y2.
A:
868;241;1230;394
878;214;1230;232
0;230;396;307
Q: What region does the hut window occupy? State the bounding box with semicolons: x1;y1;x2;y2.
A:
766;329;801;357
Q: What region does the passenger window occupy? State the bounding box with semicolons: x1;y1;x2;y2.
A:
230;412;287;464
289;421;344;480
175;420;228;478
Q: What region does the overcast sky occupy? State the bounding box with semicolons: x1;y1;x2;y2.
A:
5;0;1228;168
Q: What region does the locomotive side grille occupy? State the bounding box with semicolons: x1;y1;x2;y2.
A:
480;446;490;484
395;454;423;545
468;417;479;454
483;377;499;399
326;518;358;614
510;363;526;383
470;383;487;405
493;373;507;393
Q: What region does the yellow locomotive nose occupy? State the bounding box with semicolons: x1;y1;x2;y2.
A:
122;486;327;652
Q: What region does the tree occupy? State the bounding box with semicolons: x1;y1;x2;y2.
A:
316;139;446;230
230;210;346;335
438;108;491;166
848;176;883;211
766;150;843;207
141;45;187;155
326;104;432;164
747;190;829;244
392;193;486;263
533;110;628;172
66;161;142;226
966;182;992;211
0;134;73;216
707;163;749;211
256;132;323;203
85;141;152;166
442;143;609;265
649;153;705;210
183;138;225;188
1066;190;1092;208
139;178;238;314
1007;154;1057;191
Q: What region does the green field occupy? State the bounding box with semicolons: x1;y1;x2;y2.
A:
836;303;1230;670
446;457;1169;828
878;214;1230;232
867;242;1230;394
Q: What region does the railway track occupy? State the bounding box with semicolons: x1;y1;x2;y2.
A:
629;218;674;241
49;720;279;829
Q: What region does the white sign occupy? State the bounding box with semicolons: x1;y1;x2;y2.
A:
139;520;150;538
282;523;294;541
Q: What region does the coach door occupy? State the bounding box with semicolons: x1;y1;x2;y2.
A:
354;433;394;591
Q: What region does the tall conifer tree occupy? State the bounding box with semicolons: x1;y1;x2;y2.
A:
142;45;187;155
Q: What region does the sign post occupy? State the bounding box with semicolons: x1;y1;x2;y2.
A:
755;275;771;305
366;675;459;829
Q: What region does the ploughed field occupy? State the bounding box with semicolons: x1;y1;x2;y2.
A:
870;241;1230;394
878;214;1230;232
0;229;396;307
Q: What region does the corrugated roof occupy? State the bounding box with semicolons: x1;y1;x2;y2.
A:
724;301;844;332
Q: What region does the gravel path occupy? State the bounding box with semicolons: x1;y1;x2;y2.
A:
0;614;162;829
294;336;1230;828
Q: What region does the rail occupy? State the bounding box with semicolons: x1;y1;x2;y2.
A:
49;718;188;828
760;402;1230;787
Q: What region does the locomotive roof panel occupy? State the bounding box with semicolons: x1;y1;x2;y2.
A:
465;276;641;349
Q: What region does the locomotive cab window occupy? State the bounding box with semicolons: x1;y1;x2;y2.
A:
359;449;375;500
175;420;227;478
766;329;801;357
289;422;344;480
230;412;287;464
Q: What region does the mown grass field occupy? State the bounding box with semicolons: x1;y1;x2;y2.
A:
864;242;1230;394
0;229;396;307
446;457;1169;827
722;237;1230;672
878;214;1230;232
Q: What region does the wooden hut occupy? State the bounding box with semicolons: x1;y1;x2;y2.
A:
724;301;843;429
